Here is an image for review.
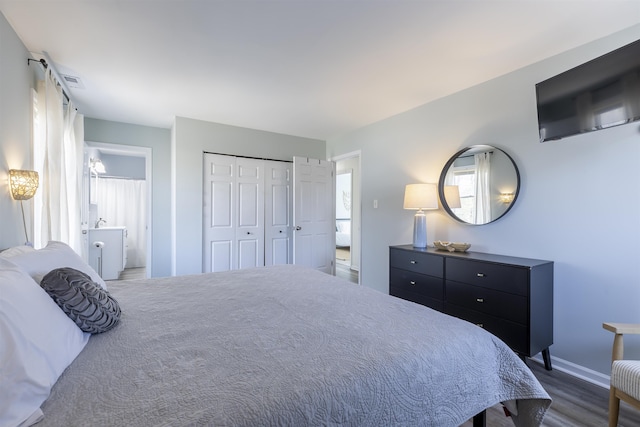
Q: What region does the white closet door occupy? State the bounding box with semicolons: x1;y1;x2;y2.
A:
235;158;264;270
203;154;236;272
203;153;295;273
264;161;292;265
293;157;335;274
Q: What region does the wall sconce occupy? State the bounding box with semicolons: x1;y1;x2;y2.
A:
443;185;462;209
403;183;438;248
9;169;39;245
499;192;515;204
90;158;106;174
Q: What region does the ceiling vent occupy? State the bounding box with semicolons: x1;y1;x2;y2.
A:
61;74;85;89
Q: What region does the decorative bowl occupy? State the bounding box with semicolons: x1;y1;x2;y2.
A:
433;241;471;252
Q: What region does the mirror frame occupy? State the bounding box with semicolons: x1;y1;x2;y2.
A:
438;145;520;225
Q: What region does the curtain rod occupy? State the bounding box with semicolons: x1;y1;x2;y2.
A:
99;175;145;181
459;150;493;159
27;56;72;105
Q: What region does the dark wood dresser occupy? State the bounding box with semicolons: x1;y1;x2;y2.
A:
389;244;554;370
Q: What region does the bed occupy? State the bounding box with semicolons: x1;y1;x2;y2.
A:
1;242;551;427
336;218;351;247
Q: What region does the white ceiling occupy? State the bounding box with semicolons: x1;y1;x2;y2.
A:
2;0;640;140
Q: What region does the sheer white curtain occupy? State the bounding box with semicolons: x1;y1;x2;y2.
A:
96;178;147;268
474;153;491;224
33;69;84;251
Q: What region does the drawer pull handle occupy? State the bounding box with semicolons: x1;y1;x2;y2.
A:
476;273;485;277
476;323;484;328
409;281;416;285
410;260;417;264
476;298;484;303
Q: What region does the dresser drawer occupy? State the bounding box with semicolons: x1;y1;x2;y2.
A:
390;268;444;300
446;304;529;355
446;258;528;296
391;287;444;312
446;281;528;325
390;248;443;277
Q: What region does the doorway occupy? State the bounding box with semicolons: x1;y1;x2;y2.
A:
333;151;361;284
84;142;152;279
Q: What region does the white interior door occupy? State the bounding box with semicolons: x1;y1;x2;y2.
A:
203;154;236;272
235;158;264;269
293;156;335;274
264;161;292;265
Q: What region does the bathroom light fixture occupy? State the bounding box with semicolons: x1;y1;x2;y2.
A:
9;169;39;245
499;192;515;204
403;183;438;248
90;158;106;174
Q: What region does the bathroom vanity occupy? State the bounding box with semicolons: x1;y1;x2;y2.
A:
88;227;127;280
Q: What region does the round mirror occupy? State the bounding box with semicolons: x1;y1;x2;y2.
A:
438;145;520;225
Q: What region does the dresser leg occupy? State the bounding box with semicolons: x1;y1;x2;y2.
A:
542;348;552;370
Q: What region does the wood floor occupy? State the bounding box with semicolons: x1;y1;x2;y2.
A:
462;360;640;427
336;247;358;284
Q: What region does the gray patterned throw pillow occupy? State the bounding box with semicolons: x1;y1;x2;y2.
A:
40;267;121;334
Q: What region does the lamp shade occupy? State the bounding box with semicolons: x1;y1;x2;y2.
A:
443;185;462;209
403;183;438;210
9;169;39;200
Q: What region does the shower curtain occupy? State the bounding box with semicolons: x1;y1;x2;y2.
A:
96;178;147;268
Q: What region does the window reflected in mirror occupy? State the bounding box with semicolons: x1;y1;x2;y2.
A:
438;145;520;225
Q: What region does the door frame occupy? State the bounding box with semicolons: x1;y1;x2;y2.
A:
331;150;361;284
84;141;153;278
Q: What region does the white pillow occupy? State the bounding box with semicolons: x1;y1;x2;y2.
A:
0;245;35;258
0;258;90;427
3;241;107;290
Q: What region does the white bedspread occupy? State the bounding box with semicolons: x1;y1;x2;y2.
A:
38;265;550;426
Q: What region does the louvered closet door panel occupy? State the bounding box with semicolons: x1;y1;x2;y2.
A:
265;161;292;266
235;158;264;270
203;154;236;273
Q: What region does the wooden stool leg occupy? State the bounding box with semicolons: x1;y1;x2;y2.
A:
608;387;620;427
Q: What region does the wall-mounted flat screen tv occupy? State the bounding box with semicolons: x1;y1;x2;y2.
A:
536;38;640;142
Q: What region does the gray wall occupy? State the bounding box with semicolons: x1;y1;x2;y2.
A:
172;116;325;275
99;153;146;179
0;13;38;248
84;118;172;277
327;25;640;379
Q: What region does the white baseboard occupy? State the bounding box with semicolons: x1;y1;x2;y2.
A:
529;354;610;390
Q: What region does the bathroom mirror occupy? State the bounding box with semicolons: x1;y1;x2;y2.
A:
438;145;520;225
